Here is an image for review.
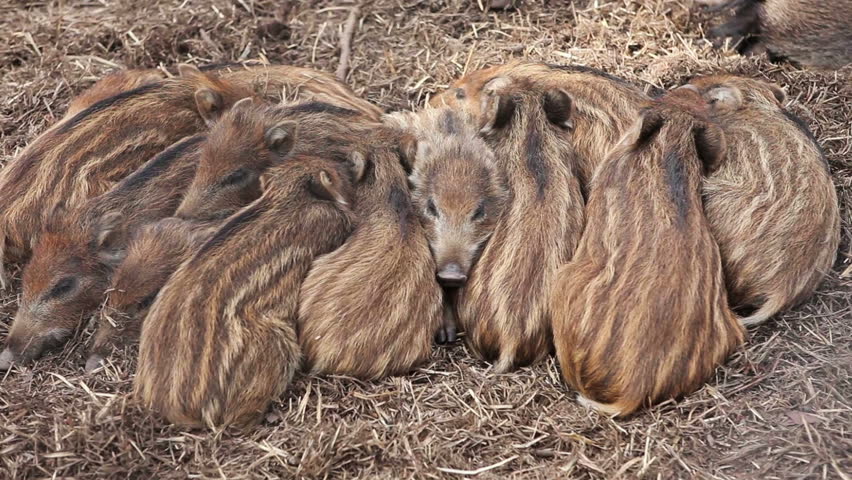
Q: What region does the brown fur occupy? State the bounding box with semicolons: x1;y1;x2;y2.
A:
211;63;384;120
430;61;651;190
176;100;379;221
65;69;166;118
0;65;252;290
686;75;840;326
384;107;508;343
0;136;205;370
703;0;852;68
550;87;745;416
134;156;358;429
297;127;443;379
86;217;218;372
432;76;586;371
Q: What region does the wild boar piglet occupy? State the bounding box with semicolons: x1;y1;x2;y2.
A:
432;75;586;372
297;127;443;379
0;135;204;371
551;86;746;416
0;64;252;289
86;217;218;372
176;99;378;221
135;153;359;429
385;107;508;343
685;74;840;326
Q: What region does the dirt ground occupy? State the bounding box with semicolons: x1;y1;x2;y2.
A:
0;0;850;478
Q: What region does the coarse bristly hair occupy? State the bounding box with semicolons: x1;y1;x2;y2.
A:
429;61;652;192
134;154;358;429
700;0;852;69
176;99;378;222
384;106;508;343
0;134;205;371
431;73;588;372
86;216;219;373
0;65;254;293
297;126;443;379
550;86;746;417
686;74;840;327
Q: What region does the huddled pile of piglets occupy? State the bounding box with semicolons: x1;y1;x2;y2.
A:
0;60;839;428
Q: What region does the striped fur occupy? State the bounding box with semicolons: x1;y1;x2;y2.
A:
134;157;357;428
297;128;443;379
551;87;746;416
0;136;205;370
384;107;508;343
0;66;253;289
702;0;852;68
687;75;840;326
430;61;651;191
212;63;384;120
441;78;586;372
176;100;378;221
65;69;166;118
86;217;218;372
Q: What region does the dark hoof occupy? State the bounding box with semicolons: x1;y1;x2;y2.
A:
0;348;15;371
489;0;518;10
434;323;457;345
85;354;105;373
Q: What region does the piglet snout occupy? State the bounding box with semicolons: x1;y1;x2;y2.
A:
437;263;468;287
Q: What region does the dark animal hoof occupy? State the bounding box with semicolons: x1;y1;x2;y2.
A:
434;323;457;345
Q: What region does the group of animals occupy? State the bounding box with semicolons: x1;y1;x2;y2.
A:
0;58;839;428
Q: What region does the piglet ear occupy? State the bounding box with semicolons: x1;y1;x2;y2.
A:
177;64;204;80
637;112;665;146
194;88;224;126
396;132;418;174
480;77;515;133
693;123;727;175
309;170;349;206
768;83;786;105
621;110;664;149
543;89;573;129
264;121;297;157
349;151;368;183
95;211;127;266
231;97;253;111
135;70;166;87
705;86;743;113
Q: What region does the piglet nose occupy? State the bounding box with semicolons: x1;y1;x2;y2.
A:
437;263;468;287
0;348;16;371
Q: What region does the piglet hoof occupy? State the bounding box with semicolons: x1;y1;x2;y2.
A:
434;327;448;345
488;0;518;10
0;348;15;371
85;354;105;373
434;321;457;345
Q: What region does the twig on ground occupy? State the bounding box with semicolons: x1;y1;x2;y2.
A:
336;4;361;81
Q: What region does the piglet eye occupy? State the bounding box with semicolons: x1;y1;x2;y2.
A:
46;277;77;300
426;199;439;218
472;203;486;221
221;168;250;187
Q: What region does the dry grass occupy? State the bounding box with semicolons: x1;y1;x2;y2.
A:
1;0;850;478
